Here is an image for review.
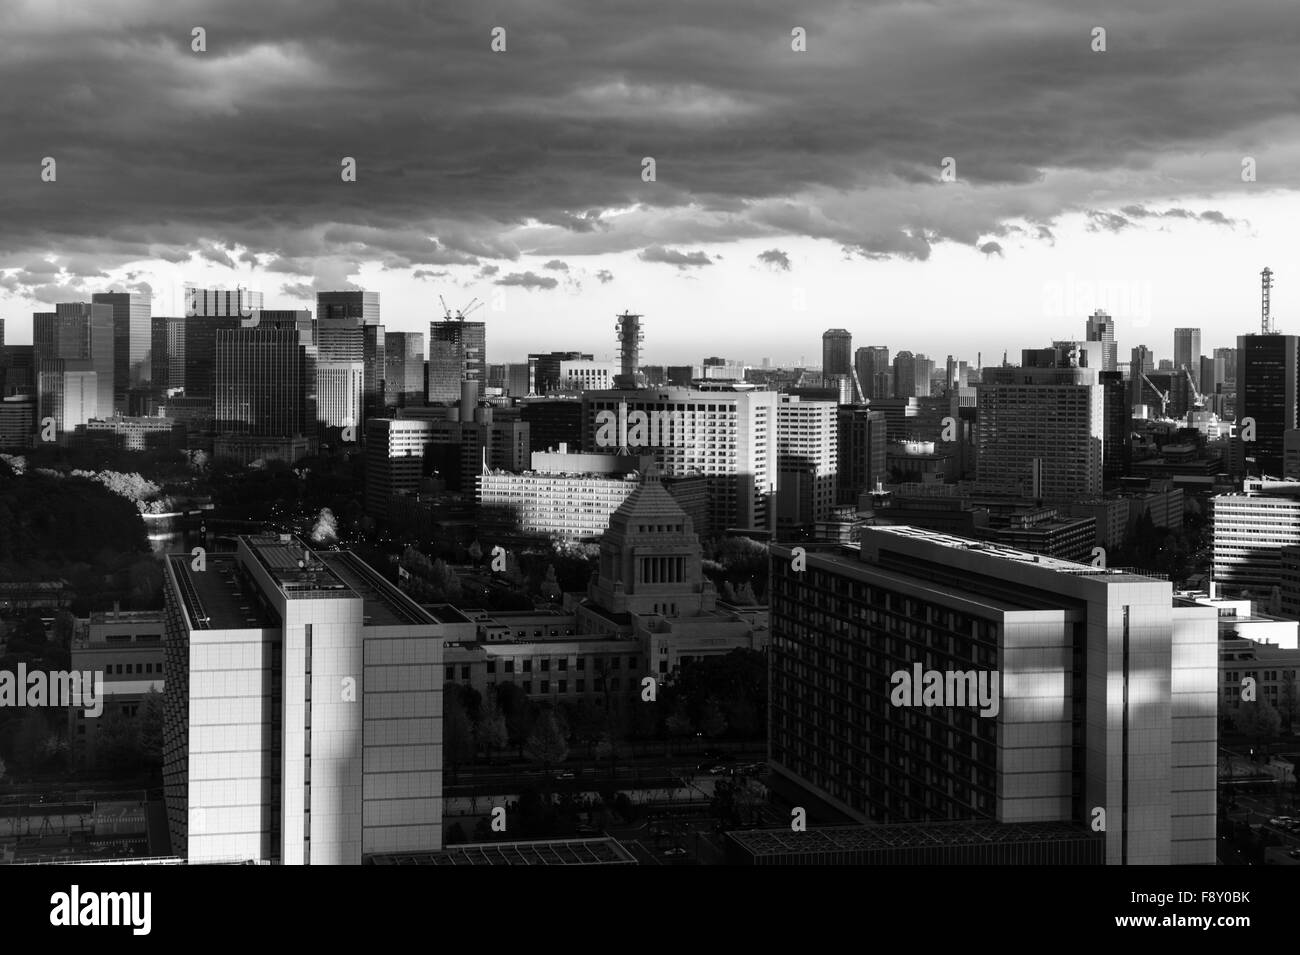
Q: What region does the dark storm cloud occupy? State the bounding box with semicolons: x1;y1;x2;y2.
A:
978;241;1003;257
0;0;1297;272
495;271;559;289
1120;204;1241;227
757;248;791;270
639;246;713;268
543;259;570;271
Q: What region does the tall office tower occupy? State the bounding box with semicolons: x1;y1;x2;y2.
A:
1212;479;1300;593
317;315;366;430
383;332;425;408
1100;370;1130;484
581;385;778;532
316;292;383;419
179;287;264;406
150;315;175;398
1129;344;1155;405
1236;334;1300;477
1085;309;1118;371
528;351;593;395
835;406;887;505
1213;347;1238;392
822;329;852;377
893;351;920;398
428;318;486;404
92;291;151;412
33;302;114;431
162;533;453;864
0;345;35;398
944;355;958;394
775;395;838;536
1174;327;1202;381
855;346;890;400
976;364;1103;500
214;316;317;437
1199;355;1217;398
768;527;1218;865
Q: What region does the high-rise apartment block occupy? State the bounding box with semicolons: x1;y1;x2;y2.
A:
976;365;1103;500
776;395;838;535
581;385;778;532
769;526;1217;865
821;329;852;377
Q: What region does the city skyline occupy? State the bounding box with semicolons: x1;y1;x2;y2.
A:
3;2;1300;362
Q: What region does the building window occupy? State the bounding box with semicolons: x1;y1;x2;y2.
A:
487;661;496;674
505;660;515;673
523;681;533;693
558;659;568;671
523;660;532;673
628;656;637;669
659;661;668;674
611;678;620;691
576;680;585;693
461;666;470;680
445;666;455;680
541;659;550;672
541;681;550;693
577;658;586;671
611;657;621;670
559;680;567;693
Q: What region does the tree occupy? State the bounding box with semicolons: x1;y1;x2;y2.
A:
525;710;569;772
476;705;508;763
594;732;624;776
665;702;694;754
1236;701;1283;751
1280;672;1300;734
539;565;561;603
700;698;728;739
444;691;475;781
93;706;141;776
138;688;164;768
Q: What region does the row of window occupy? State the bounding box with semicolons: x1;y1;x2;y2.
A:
448;655;640;679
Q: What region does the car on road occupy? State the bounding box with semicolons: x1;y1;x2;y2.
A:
557;771;576;780
1290;848;1300;859
661;847;687;857
708;765;731;775
1269;816;1293;827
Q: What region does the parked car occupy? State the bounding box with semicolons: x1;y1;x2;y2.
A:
661;847;687;857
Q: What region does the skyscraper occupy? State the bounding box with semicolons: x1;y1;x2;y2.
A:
383;332;425;408
775;395;838;536
836;406;887;505
317;315;366;431
976;364;1103;500
92;291;151;413
1236;333;1300;476
1084;309;1118;372
1129;344;1155;406
428;319;486;404
822;329;852;378
316;292;383;420
33;302;114;431
854;346;890;400
215;313;317;437
1174;327;1202;382
180;287;264;407
768;527;1217;864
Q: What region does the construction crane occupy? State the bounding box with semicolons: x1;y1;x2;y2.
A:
1180;364;1206;411
1141;371;1171;418
438;295;484;321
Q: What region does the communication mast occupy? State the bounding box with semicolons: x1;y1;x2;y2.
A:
614;311;644;389
1262;267;1275;334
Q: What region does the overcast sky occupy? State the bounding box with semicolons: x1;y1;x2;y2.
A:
2;0;1299;365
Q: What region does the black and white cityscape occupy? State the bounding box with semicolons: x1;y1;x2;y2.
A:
0;2;1297;898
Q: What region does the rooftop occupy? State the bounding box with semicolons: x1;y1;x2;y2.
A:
366;837;637;865
168;553;277;631
728;820;1098;857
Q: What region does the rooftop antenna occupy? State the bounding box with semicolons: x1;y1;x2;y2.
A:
1262;267;1275;334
